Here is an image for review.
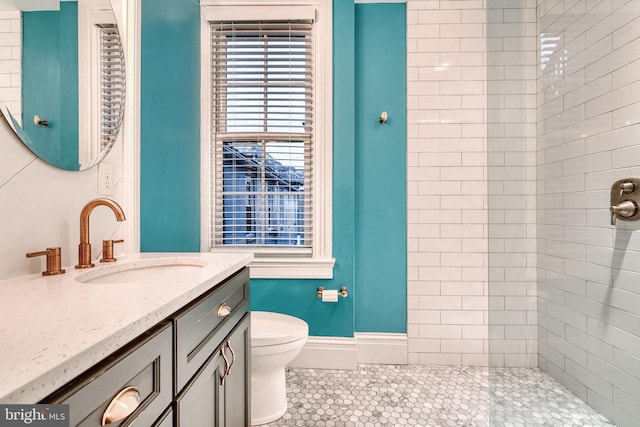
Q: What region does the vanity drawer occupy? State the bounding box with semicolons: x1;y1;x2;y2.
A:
172;267;249;392
43;321;173;427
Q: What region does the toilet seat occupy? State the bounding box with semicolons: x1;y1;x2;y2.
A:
251;311;308;347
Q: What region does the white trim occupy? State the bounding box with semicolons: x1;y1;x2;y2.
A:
249;257;335;279
200;8;212;257
202;5;315;21
288;336;358;370
200;0;333;280
354;0;406;3
0;1;58;11
108;0;124;32
123;0;140;254
78;0;115;169
355;333;408;365
200;0;325;5
286;334;409;369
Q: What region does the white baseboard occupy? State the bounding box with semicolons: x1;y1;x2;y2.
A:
288;336;358;370
287;333;408;370
356;332;408;365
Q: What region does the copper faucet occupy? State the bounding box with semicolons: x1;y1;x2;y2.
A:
76;198;126;269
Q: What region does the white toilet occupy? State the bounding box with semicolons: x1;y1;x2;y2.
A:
250;311;308;425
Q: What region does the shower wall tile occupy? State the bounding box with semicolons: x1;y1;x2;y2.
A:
0;11;21;121
408;0;536;367
537;0;640;424
486;0;538;368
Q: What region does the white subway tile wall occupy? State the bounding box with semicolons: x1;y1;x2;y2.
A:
0;11;22;122
407;0;537;367
408;0;484;365
537;0;640;425
487;0;538;369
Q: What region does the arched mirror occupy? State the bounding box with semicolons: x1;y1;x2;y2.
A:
0;0;125;171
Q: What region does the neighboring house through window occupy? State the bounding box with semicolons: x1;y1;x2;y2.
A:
200;1;333;279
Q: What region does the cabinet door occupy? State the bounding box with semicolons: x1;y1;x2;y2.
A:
220;314;250;427
175;350;225;427
152;408;173;427
176;314;250;427
173;268;249;393
43;322;173;427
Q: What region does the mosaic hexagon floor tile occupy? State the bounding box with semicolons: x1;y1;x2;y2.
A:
260;365;614;427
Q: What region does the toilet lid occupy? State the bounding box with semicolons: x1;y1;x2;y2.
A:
251;311;309;346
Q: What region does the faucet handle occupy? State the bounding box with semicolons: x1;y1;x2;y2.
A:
610;200;638;225
26;247;66;276
100;239;124;263
619;181;636;196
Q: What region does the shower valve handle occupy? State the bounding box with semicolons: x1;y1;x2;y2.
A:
619;182;635;196
610;200;638;225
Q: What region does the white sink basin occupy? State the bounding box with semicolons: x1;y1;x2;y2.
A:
75;257;208;284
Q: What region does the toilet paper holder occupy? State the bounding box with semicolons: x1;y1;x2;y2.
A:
317;286;348;299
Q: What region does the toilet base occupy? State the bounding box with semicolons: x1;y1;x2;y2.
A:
251;366;288;425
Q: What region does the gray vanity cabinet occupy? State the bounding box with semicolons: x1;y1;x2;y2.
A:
175;348;225;425
173;268;251;427
173;268;250;393
154;409;174;427
41;266;251;427
176;315;250;427
218;314;250;427
44;321;173;427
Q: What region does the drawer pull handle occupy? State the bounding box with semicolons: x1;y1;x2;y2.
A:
216;303;231;317
219;346;230;385
101;386;141;425
225;340;236;376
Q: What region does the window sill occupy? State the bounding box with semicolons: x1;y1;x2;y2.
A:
248;257;335;279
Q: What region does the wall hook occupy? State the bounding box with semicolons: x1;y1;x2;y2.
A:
34;115;48;127
379;111;388;124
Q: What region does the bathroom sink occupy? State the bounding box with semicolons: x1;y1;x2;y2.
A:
75;257;208;284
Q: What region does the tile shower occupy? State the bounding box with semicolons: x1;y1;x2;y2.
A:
402;0;640;425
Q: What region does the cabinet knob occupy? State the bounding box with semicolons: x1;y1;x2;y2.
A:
101;385;141;425
216;303;231;317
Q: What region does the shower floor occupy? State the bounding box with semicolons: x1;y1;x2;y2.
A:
261;364;614;426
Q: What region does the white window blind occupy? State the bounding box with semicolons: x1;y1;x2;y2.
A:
210;20;314;252
99;24;125;152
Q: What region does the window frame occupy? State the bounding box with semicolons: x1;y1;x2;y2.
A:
200;0;334;279
78;0;124;170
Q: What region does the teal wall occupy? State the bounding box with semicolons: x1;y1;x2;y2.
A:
354;3;407;333
140;0;201;251
140;1;406;337
22;2;79;170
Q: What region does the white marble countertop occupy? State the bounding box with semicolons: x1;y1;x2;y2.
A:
0;251;253;403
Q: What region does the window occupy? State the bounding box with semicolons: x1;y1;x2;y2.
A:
200;1;333;279
98;24;125;153
78;1;125;169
